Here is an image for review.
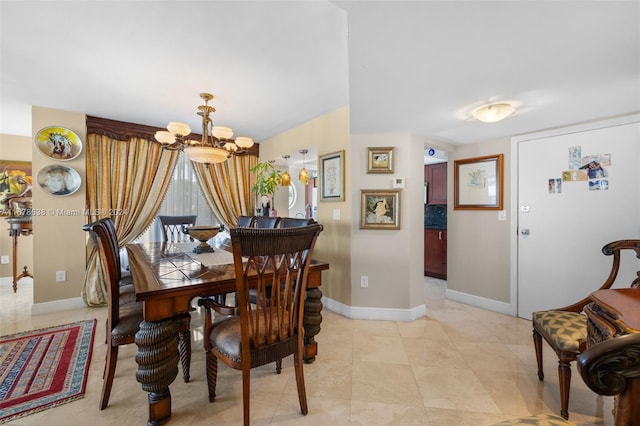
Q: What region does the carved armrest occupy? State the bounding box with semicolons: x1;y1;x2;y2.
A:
577;332;640;396
197;297;238;316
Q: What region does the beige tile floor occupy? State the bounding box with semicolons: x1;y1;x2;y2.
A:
1;277;613;425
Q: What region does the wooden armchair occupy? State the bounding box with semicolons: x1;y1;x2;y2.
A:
532;239;640;419
578;332;640;425
198;224;323;426
158;215;197;242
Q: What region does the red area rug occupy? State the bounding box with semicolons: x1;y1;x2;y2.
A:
0;319;96;423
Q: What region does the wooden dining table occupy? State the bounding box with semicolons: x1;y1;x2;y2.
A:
126;239;329;426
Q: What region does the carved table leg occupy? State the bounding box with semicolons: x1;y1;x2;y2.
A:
303;287;323;363
135;319;180;426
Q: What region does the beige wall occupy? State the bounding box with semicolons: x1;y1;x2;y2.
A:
0;134;33;279
260;106;352;305
446;137;512;303
31;107;87;305
349;133;425;311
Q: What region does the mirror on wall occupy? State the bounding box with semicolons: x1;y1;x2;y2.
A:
272;147;317;220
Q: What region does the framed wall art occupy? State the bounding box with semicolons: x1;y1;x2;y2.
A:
360;189;401;230
367;147;394;174
454;154;503;210
319;150;345;202
34;126;83;161
0;160;32;216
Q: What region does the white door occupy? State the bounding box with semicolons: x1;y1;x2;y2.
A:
517;118;640;319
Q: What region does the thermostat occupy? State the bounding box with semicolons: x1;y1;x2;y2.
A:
392;177;405;188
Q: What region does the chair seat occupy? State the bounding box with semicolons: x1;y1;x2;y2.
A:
111;302;143;345
532;310;587;352
210;309;293;363
491;413;573;425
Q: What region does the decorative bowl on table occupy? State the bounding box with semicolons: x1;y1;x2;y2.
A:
182;225;221;254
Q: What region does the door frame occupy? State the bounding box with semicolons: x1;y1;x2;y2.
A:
509;113;640;317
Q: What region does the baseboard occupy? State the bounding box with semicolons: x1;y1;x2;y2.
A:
31;297;88;316
445;288;516;316
322;296;427;321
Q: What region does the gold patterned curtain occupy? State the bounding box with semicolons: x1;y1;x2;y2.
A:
82;131;179;306
191;154;257;229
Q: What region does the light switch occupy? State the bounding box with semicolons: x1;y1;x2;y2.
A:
332;209;340;220
498;211;506;221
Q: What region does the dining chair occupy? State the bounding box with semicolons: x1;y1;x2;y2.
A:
531;239;640;419
236;215;254;227
158;215;197;242
198;224;323;426
252;215;280;228
83;218;193;410
279;217;315;228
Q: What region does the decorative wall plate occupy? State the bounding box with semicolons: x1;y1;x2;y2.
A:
37;165;81;196
34;126;83;161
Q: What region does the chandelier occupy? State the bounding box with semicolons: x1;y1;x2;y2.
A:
155;92;254;164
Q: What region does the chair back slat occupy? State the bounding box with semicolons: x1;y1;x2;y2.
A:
279;217;316;228
230;225;323;354
83;218;122;333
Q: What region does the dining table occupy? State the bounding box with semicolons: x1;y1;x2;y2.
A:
126;237;329;426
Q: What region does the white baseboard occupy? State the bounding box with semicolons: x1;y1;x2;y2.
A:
31;297;87;316
445;288;516;316
322;296;427;321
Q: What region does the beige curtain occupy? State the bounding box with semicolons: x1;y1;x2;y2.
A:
191;154;257;229
82;134;179;306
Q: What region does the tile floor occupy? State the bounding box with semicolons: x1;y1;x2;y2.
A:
1;277;613;425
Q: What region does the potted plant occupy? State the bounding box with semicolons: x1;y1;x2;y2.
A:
250;161;283;216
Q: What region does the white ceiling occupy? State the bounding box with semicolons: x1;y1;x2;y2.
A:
2;1;639;161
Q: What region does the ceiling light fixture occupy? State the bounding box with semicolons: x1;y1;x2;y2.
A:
281;155;291;186
298;149;310;185
472;103;515;123
155;92;254;164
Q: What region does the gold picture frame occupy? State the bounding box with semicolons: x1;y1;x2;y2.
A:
454;154;504;210
360;189;401;230
0;160;32;217
367;147;395;174
319;150;345;202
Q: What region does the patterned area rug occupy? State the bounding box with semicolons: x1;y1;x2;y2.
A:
0;319;96;424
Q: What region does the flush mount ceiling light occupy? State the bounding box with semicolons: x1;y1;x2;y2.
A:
472;103;515;123
155;92;254;164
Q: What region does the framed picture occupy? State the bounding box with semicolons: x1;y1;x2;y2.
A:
319;150;345;202
360;189;401;230
34;126;83;161
367;147;394;174
37;164;82;196
454;154;503;210
0;160;32;217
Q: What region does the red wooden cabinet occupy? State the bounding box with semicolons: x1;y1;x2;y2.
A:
425;163;447;205
424;229;447;279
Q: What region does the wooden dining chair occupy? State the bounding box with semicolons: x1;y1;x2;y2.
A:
158;215;197;242
252;215;280;228
198;224;323;426
84;218;193;410
236;215;254;227
531;239;640;419
279;217;315;228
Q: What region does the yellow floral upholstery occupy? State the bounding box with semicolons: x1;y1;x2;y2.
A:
492;413;574;425
532;310;587;352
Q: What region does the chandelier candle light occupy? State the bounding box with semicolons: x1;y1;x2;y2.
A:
155;92;254;164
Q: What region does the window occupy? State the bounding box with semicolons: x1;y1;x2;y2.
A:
135;153;220;243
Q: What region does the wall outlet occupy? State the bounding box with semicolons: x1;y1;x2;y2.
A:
56;270;66;282
360;275;368;288
0;255;9;264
